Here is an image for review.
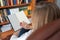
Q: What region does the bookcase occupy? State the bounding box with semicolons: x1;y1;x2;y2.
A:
0;0;54;40
0;0;35;40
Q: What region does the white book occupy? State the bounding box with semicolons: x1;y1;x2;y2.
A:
26;0;28;4
8;11;30;31
0;0;4;6
1;24;12;32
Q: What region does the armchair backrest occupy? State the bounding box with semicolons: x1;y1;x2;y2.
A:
27;19;60;40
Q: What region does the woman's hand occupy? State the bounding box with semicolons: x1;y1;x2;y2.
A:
20;21;32;29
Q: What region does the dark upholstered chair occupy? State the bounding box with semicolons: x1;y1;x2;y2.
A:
27;19;60;40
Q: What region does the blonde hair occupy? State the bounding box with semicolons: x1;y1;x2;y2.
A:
32;1;60;30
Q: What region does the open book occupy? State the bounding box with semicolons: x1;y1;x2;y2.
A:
8;11;30;31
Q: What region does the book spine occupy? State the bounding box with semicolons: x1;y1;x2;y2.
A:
0;14;3;23
26;0;28;4
11;0;13;6
0;0;1;6
0;10;4;23
3;9;8;16
6;9;11;15
3;9;9;21
7;0;10;6
28;0;31;3
17;0;19;5
2;10;7;22
13;0;16;5
19;0;22;5
0;0;4;6
3;0;7;6
7;0;13;6
22;0;25;4
26;0;31;4
2;0;8;6
5;0;8;6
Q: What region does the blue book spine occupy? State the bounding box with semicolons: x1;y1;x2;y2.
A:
4;0;8;6
6;9;11;15
0;25;2;28
28;0;31;3
13;0;16;5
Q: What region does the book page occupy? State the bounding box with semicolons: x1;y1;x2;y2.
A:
15;11;30;24
9;8;19;14
8;14;22;31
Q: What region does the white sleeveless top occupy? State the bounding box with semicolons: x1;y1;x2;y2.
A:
10;30;33;40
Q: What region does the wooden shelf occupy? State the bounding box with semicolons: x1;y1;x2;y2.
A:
0;21;9;25
0;3;30;9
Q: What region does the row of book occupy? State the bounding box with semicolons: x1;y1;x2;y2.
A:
0;9;9;23
0;0;31;6
0;7;20;23
0;9;31;32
